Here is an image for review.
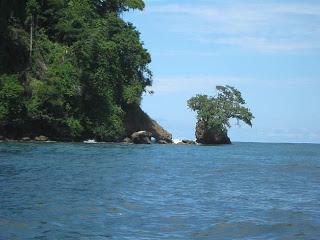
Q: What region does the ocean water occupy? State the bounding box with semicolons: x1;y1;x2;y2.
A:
0;142;319;240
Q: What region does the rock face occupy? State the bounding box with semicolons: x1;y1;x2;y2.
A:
131;131;152;144
125;104;173;144
196;121;231;145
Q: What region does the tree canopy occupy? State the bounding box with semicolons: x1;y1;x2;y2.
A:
187;85;254;133
0;0;151;141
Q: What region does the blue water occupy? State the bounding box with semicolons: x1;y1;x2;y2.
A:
0;142;319;239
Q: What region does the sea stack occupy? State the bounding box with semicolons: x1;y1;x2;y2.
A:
195;121;231;145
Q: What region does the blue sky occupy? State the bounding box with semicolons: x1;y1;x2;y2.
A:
125;0;320;143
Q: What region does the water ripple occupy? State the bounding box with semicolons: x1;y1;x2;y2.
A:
0;142;319;239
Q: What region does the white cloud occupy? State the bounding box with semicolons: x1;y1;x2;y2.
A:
213;37;315;52
152;50;218;57
146;2;320;52
147;75;248;95
146;75;317;95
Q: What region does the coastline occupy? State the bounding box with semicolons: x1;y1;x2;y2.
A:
0;138;197;145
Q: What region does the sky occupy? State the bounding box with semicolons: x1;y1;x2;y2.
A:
124;0;320;143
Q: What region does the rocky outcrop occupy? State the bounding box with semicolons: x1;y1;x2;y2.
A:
157;140;169;144
34;135;49;142
122;137;132;144
182;140;196;145
124;104;173;144
175;140;196;145
21;137;31;141
131;131;152;144
196;121;231;145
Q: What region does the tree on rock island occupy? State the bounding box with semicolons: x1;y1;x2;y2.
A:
187;85;254;144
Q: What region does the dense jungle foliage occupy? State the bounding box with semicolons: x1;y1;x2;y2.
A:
0;0;152;141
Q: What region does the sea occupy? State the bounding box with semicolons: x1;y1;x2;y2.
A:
0;142;319;239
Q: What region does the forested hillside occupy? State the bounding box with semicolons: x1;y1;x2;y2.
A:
0;0;153;141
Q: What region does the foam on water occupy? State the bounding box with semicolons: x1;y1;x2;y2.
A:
83;139;97;144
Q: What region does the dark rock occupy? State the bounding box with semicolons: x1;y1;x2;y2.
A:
182;140;196;145
35;135;49;142
196;121;231;145
123;137;132;144
157;140;168;144
125;104;173;144
175;140;196;145
0;136;4;141
21;137;31;141
131;131;152;144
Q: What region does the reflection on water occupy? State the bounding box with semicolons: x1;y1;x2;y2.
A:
0;142;319;239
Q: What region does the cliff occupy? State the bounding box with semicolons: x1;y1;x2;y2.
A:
124;104;173;143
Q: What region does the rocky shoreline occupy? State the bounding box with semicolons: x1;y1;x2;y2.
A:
0;132;202;145
0;107;232;145
0;133;198;145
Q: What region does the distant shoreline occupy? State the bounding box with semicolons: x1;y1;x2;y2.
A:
0;138;196;145
0;139;319;145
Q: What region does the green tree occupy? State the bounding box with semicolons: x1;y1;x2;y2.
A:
0;74;26;136
0;0;152;141
188;85;254;138
93;0;145;14
26;32;82;139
